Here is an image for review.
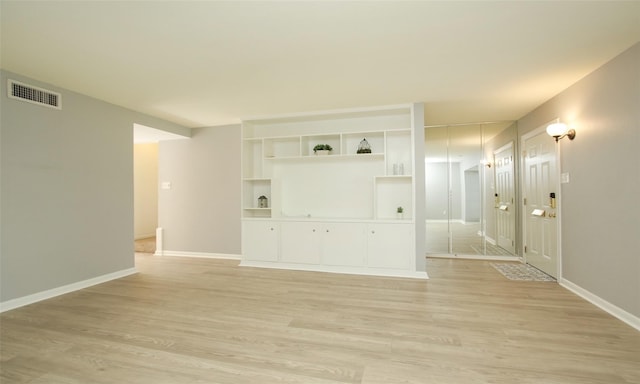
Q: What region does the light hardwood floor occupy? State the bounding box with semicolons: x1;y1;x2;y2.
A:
426;222;514;256
1;255;639;383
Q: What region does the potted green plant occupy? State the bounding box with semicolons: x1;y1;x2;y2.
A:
313;144;333;155
396;206;404;219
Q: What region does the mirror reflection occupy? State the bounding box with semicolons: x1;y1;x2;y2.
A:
425;122;518;257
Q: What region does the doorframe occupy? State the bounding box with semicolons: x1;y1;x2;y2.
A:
520;119;562;279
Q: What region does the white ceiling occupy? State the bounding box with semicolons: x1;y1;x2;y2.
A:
1;1;638;128
133;123;190;144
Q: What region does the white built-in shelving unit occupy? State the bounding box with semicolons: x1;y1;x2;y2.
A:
240;104;427;278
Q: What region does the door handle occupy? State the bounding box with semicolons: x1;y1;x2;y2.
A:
531;209;545;217
548;212;556;218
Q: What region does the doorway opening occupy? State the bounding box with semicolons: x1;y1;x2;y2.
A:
133;123;189;255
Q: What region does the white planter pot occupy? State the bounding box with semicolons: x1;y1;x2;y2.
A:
315;150;331;156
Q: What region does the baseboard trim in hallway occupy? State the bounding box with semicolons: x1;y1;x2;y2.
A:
427;253;522;262
0;267;138;313
560;278;640;332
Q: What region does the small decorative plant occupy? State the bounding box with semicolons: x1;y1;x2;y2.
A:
397;206;404;214
313;144;333;154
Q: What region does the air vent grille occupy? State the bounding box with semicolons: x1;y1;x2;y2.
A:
8;79;61;109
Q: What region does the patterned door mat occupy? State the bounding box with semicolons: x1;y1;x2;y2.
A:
490;262;556;282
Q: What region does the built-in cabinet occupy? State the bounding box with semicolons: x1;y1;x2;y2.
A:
241;220;279;262
243;220;413;272
367;223;413;270
240;104;427;278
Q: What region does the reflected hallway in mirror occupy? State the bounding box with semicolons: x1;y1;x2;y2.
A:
424;122;519;258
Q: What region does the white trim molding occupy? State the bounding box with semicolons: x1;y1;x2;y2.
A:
0;267;137;313
159;250;241;260
155;227;163;254
240;260;429;279
427;254;522;262
560;278;640;332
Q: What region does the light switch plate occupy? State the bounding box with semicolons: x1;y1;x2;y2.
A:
561;172;570;184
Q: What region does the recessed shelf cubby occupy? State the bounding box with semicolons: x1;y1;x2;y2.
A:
301;134;341;156
264;137;300;158
342;132;384;156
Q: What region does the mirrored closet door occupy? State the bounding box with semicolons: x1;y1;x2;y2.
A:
424;122;518;257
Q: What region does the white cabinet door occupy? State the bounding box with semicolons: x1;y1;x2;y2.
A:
280;221;321;264
242;221;279;262
367;223;413;270
322;222;366;267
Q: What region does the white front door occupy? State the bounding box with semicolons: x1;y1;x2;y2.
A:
522;129;559;278
494;142;515;254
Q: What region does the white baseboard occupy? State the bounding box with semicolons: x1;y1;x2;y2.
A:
239;260;429;279
158;250;241;260
0;267;138;313
427;254;522;262
560;278;640;332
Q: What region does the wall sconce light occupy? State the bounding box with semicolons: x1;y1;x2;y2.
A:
546;122;576;142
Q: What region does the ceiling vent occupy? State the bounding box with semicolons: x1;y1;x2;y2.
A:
8;79;62;110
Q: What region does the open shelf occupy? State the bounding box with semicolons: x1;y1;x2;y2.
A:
242;139;263;178
301;134;341;156
243;179;271;215
374;175;413;220
342;132;384;156
266;153;385;162
243;208;272;218
385;129;412;176
242;105;414;220
264;137;300;158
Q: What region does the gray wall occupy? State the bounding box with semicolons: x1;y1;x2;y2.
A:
0;70;189;303
158;125;241;255
517;43;640;318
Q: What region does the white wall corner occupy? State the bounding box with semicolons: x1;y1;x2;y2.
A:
0;267;138;313
154;227;163;256
560;278;640;332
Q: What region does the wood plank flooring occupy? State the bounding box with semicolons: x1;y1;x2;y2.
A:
1;255;639;383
